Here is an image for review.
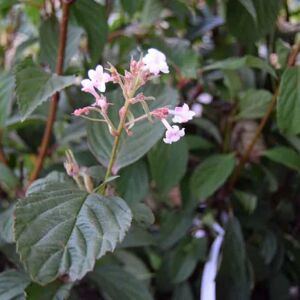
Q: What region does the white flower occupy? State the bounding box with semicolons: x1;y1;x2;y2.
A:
142;48;169;75
197;92;213;104
194;229;206;239
88;65;111;93
258;44;268;59
191;103;203;117
169;104;196;123
161;119;185;144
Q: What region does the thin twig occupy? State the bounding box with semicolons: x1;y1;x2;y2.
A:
29;1;72;184
228;43;300;192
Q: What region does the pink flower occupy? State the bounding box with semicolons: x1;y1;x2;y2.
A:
142;48;169;75
88;65;111;92
152;107;169;119
161;119;185;144
169;104;195;123
92;95;109;113
197;92;213;104
81;79;100;99
73;107;90;116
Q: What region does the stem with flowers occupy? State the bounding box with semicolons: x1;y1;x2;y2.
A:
70;49;197;194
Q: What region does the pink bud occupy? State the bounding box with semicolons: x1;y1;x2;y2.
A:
73;107;90;116
152;107;169;119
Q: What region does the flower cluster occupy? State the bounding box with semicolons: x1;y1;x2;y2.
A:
73;48;196;144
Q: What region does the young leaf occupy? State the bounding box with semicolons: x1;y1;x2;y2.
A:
263;146;300;172
72;0;107;64
277;67;300;135
90;264;154;300
15;58;76;121
87;84;178;171
15;180;132;285
0;270;30;300
190;154;236;200
148;139;188;194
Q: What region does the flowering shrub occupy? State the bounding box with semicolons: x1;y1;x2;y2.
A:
0;0;300;299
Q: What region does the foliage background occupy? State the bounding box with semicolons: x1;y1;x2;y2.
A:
0;0;300;299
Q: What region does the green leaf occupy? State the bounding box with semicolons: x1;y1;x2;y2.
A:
72;0;107;64
204;55;276;78
90;264;154;300
25;281;73;300
119;226;155;248
87;84;178;171
172;283;194;300
171;238;207;284
131;203;155;226
15;180;132;285
236;89;273;119
226;0;281;45
148;139;188;193
277;67;300;135
190;154;236;200
0;205;15;246
216;218;251;300
39;17;83;71
185;135;214;151
117;159;149;206
120;0;143;16
141;0;163;27
0;163;19;192
0;270;30;300
263;146;300;172
15;58;76;121
234;190;257;213
238;0;257;21
0;72;14;128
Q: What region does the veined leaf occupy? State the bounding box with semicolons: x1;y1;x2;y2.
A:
15;58;76;121
0;270;30;300
0;72;14;128
15;180;132;285
277;67;300;135
190;154;236;200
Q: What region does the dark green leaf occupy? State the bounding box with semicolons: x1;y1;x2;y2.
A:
15;180;132;285
216;218;250;300
236;89;273;119
90;264;154;300
117;160;149;205
204;55;276;78
148;139;188;193
0;270;30;300
72;0;107;64
277;67;300;135
263;146;300;172
25;281;73;300
87;84;178;171
226;0;281;45
0;163;19;192
141;0;163;27
119;226;155;248
190;154;236;200
39;17;83;71
15;58;76;121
